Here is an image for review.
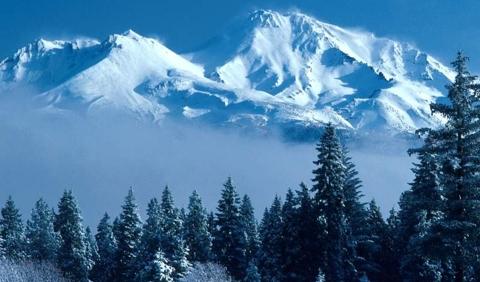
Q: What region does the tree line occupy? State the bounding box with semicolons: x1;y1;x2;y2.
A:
1;52;480;281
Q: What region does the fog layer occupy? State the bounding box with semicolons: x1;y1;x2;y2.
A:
0;94;414;225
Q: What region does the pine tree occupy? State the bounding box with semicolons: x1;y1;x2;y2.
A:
91;213;117;282
343;147;367;234
0;196;25;261
401;211;443;282
280;189;300;280
141;198;163;259
54;190;89;281
294;183;322;282
258;197;283;282
399;134;443;281
184;190;212;263
213;177;247;280
240;195;259;266
112;216;121;242
207;212;216;243
137;197;166;281
361;200;400;282
361;200;385;282
85;226;99;274
115;188;142;281
384;208;401;281
25;198;59;262
137;249;174;282
311;124;357;282
244;261;261;282
423;52;480;281
160;186;190;279
342;147;369;276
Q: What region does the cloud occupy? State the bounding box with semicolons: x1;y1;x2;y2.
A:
0;92;414;225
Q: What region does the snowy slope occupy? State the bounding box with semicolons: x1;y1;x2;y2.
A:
0;10;455;137
190;10;454;133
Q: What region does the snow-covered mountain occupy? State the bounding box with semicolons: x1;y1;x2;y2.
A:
0;10;455;138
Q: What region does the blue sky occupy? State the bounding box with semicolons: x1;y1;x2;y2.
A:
0;0;480;70
2;0;480;70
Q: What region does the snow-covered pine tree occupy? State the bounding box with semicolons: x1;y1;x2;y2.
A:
294;183;322;282
25;198;59;262
85;226;99;275
137;249;174;282
244;261;261;282
384;208;401;281
399;133;443;281
401;211;443;282
137;197;169;281
425;52;480;281
258;196;283;282
311;124;357;282
160;186;190;279
112;216;121;242
207;211;216;255
0;232;4;259
91;213;117;282
115;188;142;281
54;190;89;281
213;177;247;280
361;200;385;282
280;189;300;280
0;196;26;261
240;195;259;267
184;190;212;263
342;146;369;277
342;146;367;234
361;200;400;282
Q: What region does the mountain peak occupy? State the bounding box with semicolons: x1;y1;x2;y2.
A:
106;29;148;47
122;29;141;38
248;9;284;27
0;11;456;137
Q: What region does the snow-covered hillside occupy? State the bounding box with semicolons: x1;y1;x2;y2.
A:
0;10;455;138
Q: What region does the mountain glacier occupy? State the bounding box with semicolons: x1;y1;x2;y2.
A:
0;10;455;139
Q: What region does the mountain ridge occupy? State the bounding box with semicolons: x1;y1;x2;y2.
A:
0;10;455;139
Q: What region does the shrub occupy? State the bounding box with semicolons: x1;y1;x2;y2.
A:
180;263;233;282
0;259;69;282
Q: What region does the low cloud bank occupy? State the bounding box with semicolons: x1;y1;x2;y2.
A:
0;92;414;225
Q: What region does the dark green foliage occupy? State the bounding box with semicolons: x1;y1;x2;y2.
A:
413;52;480;281
240;195;259;266
138;197;163;276
342;147;369;277
184;190;212;263
311;124;358;282
399;134;443;281
361;201;401;282
84;226;98;273
1;196;25;261
290;183;322;282
258;197;283;282
213;177;248;280
207;212;216;246
136;249;173;282
244;261;261;282
280;187;320;281
160;186;190;279
384;209;401;282
279;189;298;280
54;190;89;281
25;198;59;262
91;213;117;282
115;188;142;281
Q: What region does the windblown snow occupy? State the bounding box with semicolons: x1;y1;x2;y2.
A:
0;10;455;138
